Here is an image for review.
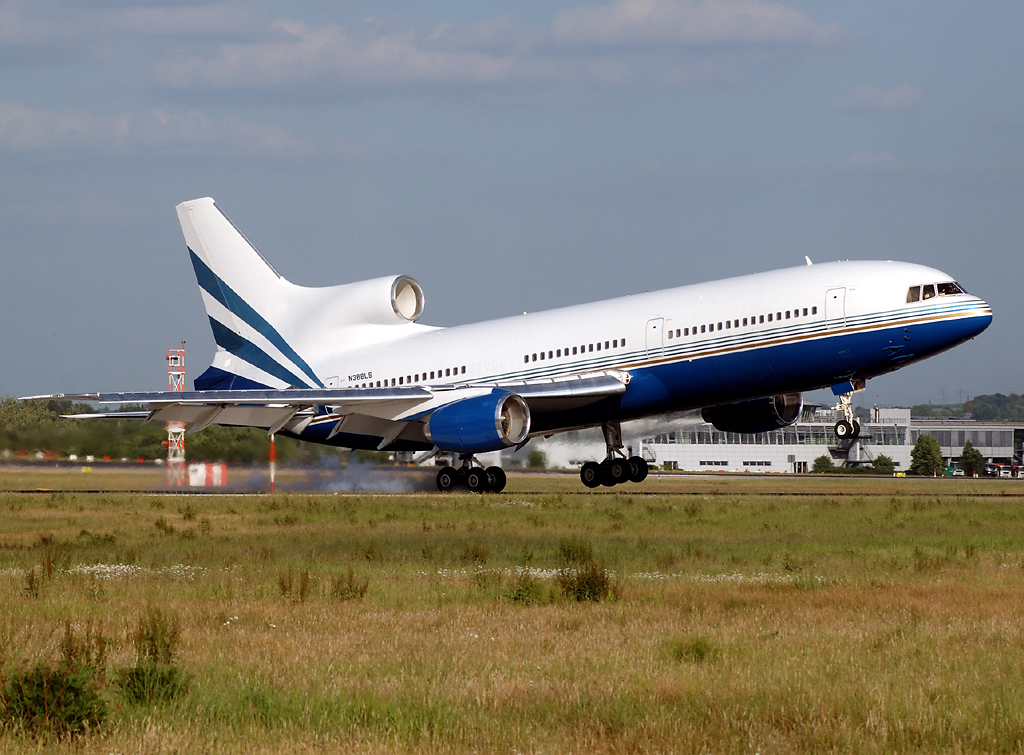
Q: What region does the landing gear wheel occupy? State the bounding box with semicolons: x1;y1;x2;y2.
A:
606;458;630;486
466;466;489;493
834;420;854;440
627;456;649;483
436;466;458;492
851;420;862;439
486;466;507;493
581;461;602;489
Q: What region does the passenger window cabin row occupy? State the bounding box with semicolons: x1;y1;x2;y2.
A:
355;366;466;389
523;338;626;364
666;306;818;340
351;283;963;389
906;282;965;303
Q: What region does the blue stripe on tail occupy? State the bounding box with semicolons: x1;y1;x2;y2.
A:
194;366;272;391
208;317;313;389
189;249;323;388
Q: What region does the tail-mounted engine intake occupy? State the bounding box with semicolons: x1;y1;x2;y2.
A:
425;392;531;454
319;274;424;327
390;276;425;322
701;393;803;434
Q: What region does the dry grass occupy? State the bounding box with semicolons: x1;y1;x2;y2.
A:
1;475;1024;752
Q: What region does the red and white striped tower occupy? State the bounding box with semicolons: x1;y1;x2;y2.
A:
269;433;276;492
164;343;186;487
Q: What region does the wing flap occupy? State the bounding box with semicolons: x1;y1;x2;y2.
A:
147;403;314;431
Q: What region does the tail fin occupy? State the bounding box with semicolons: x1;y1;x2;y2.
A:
177;198;323;391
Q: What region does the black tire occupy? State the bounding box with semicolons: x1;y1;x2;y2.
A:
436;466;458;492
851;420;862;438
466;467;488;493
600;460;616;487
607;458;630;485
834;420;853;439
486;466;506;493
580;461;602;489
627;456;649;483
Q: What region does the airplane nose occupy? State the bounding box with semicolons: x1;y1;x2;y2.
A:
967;297;993;337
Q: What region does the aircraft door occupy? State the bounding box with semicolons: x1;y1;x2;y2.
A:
825;288;846;330
645;318;665;358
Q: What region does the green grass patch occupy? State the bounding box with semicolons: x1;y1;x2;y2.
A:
0;475;1023;751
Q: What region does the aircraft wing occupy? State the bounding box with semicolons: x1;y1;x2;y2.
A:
22;370;628;438
24;386;435;436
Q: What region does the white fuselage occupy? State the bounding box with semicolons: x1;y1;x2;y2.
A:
318;260;989;407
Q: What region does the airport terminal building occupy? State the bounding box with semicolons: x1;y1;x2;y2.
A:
638;406;1024;474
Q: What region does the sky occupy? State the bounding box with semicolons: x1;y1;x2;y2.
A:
0;0;1021;410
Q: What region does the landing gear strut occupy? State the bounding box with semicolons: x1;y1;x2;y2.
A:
580;420;649;489
832;379;864;440
436;455;507;494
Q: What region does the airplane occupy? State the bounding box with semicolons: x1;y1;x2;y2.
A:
24;197;992;492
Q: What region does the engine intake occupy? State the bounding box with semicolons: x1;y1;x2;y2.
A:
425;392;531;454
299;274;425;330
701;393;803;434
390;276;424;322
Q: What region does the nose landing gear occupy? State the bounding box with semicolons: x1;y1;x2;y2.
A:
832;379;865;439
580;421;649;489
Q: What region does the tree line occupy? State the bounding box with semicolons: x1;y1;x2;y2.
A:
911;393;1024;421
0;397;334;465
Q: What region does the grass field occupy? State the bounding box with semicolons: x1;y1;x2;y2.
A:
2;471;1024;753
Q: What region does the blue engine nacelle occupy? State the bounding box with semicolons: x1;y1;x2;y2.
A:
425;392;531;454
701;393;803;434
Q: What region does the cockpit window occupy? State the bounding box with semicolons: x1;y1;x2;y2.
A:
909;282;966;303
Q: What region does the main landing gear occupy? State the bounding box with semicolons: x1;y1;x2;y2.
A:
436;456;507;493
832;379;865;440
580;421;649;489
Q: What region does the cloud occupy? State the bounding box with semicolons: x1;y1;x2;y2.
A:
105;4;264;36
0;0;75;46
155;19;571;91
838;151;911;172
0;0;264;49
150;2;846;94
0;102;307;156
832;83;925;112
434;15;538;56
551;0;845;47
